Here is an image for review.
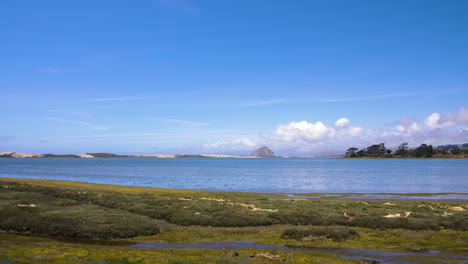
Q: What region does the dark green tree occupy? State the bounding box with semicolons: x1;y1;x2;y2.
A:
451;147;462;155
356;149;366;157
414;144;434;158
395;148;408;155
366;143;385;156
395;142;408;155
346;147;358;157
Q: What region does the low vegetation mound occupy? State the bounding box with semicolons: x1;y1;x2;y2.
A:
0;186;159;239
282;226;359;241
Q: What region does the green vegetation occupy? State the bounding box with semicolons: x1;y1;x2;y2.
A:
346;142;468;158
43;154;81;158
0;178;466;263
0;232;375;264
1;180;466;232
0;186;159;239
281;226;358;241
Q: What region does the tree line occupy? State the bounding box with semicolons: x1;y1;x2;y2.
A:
346;142;468;158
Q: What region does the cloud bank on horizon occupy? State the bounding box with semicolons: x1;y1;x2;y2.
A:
202;107;468;155
1;105;467;155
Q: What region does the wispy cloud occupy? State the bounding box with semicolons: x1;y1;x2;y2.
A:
238;99;285;108
234;89;464;107
86;95;151;102
47;118;110;130
319;89;465;103
150;118;208;128
71;111;92;119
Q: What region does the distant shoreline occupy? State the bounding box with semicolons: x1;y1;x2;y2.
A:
341;155;468;159
2;151;467;159
0;152;278;159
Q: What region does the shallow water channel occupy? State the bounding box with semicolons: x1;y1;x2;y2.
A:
126;241;468;264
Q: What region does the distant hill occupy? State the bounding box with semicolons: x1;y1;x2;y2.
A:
250;146;275;157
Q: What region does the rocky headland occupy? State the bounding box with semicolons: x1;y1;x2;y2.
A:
250;146;276;157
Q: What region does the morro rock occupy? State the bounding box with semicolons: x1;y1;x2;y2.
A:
250;146;275;157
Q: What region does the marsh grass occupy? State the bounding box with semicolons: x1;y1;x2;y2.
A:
88;258;144;264
281;226;359;241
0;187;159;239
0;179;467;240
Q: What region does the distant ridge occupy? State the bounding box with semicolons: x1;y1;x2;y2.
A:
250;146;275;157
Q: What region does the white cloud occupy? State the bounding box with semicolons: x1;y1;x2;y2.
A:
394;117;422;135
334;118;350;127
47;118;110;130
274;121;329;143
203;118;364;155
41;106;467;156
348;126;363;137
428;107;468;128
425;113;441;129
421;107;468;130
273;118;362;144
376;107;468;147
203;107;467;155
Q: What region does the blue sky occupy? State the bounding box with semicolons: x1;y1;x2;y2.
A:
1;0;467;155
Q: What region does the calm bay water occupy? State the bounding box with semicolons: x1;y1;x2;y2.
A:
0;158;467;194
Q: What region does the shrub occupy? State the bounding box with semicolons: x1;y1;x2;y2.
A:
0;188;160;239
1;181;467;231
281;226;359;241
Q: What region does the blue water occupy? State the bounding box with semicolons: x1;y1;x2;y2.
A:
0;158;467;193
